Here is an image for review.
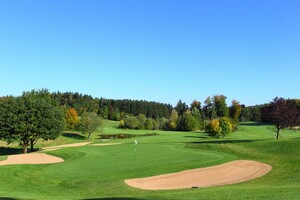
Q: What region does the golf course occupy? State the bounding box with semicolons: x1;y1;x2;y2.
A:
0;121;299;200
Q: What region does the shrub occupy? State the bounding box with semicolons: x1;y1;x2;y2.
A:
219;117;233;137
205;119;221;137
206;117;233;138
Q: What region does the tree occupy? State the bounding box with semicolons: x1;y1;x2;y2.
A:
190;100;201;111
175;100;188;116
99;106;109;119
124;115;139;129
137;114;147;129
213;95;229;117
0;90;64;153
230;100;242;123
144;118;154;130
239;105;250;122
191;107;204;130
229;100;242;130
168;109;178;130
65;108;79;130
205;117;233;138
77;112;102;140
177;110;197;131
203;96;217;120
261;97;300;140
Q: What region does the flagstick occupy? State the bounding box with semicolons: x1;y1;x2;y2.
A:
134;135;137;159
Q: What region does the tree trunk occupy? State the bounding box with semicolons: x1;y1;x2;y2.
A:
30;139;34;152
23;146;28;154
276;127;280;140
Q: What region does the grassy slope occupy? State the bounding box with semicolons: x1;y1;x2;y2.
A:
0;121;299;199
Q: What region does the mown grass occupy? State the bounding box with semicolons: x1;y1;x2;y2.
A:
0;121;299;199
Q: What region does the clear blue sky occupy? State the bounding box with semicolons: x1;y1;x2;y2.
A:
0;0;299;106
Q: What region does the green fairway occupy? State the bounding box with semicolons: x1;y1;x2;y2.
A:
0;121;299;199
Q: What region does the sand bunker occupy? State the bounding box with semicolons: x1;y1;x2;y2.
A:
42;142;91;151
90;143;122;146
125;160;272;190
0;153;64;166
0;142;123;166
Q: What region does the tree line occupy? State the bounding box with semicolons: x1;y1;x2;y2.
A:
0;89;299;154
51;92;173;119
120;95;243;138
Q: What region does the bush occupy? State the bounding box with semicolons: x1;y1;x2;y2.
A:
206;117;233;138
124;116;139;129
205;119;221;137
219;117;233;137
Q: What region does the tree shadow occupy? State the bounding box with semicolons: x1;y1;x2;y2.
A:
184;135;210;139
0;197;21;200
81;198;148;200
240;122;268;126
0;147;23;156
189;139;269;145
62;132;86;140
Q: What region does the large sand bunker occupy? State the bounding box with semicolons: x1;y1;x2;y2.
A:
125;160;272;190
0;153;64;166
0;142;123;166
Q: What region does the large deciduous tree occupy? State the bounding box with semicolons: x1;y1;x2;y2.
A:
177;110;197;131
261;97;300;140
230;100;242;123
0;90;65;153
213;95;229;118
65;108;79;130
77;112;102;140
203;96;217;120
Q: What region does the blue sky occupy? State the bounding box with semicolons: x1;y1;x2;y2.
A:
0;0;299;106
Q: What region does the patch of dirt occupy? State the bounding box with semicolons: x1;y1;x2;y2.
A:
125;160;272;190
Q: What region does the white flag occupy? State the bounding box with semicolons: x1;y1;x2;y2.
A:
135;139;138;145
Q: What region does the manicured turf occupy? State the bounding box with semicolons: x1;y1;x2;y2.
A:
0;121;299;199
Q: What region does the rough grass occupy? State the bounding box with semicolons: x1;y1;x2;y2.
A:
0;121;299;199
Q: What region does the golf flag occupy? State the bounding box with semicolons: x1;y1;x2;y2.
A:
135;139;138;145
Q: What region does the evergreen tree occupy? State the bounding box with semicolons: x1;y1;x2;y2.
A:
175;100;188;116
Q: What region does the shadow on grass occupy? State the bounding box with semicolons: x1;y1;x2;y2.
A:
240;122;269;126
0;197;21;200
189;139;270;145
63;132;86;140
0;147;23;156
82;198;148;200
184;135;210;139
